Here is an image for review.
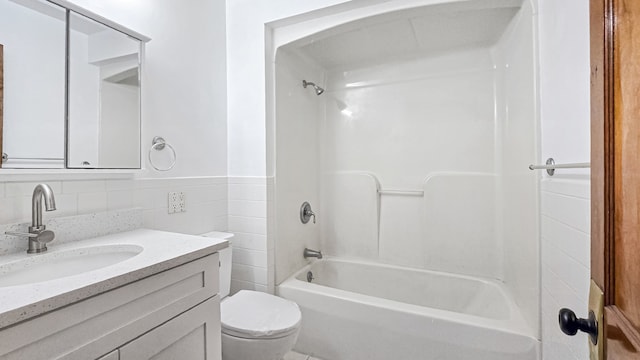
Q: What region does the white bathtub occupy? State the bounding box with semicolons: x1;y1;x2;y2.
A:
277;258;539;360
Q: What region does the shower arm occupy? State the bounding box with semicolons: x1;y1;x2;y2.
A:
302;80;325;95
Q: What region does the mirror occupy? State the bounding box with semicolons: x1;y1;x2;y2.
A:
67;11;142;169
0;0;147;170
0;0;66;168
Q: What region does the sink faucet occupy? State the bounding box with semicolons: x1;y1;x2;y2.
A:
303;248;323;259
5;184;57;253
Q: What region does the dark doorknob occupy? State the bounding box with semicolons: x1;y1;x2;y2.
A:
558;308;598;345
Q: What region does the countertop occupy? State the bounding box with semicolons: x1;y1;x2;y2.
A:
0;229;228;328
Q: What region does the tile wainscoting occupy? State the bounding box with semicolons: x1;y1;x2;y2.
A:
540;177;590;360
0;176;228;239
0;176;276;295
227;177;272;294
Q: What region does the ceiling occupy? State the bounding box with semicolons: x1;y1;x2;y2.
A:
284;0;522;70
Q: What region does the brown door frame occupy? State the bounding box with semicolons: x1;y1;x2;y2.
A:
590;0;613;302
591;0;640;356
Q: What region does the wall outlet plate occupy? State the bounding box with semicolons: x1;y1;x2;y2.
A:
168;192;186;214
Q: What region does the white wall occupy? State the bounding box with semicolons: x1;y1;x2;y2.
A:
319;51;500;279
2;0;227;174
493;0;540;337
225;0;353;294
540;179;590;360
87;28;140;64
273;50;323;283
538;0;591;359
0;2;229;241
539;1;591;166
68;0;228;178
227;177;271;294
0;178;227;238
226;0;350;177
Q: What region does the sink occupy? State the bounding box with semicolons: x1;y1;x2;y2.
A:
0;244;143;287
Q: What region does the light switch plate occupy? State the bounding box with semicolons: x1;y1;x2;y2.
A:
168;192;186;214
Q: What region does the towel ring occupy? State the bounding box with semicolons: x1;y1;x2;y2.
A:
148;136;176;171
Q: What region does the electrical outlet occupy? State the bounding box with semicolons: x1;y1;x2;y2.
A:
177;192;186;212
168;192;178;214
168;192;186;214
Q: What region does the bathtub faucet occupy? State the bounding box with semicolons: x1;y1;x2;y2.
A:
304;248;323;259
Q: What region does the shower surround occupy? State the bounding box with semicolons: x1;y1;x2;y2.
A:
267;0;540;358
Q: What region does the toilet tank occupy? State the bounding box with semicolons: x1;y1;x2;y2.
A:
200;231;234;298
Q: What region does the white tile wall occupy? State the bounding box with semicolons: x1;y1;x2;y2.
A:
0;176;228;237
538;0;590;355
0;176;278;295
541;177;590;360
0;208;142;255
134;177;228;235
227;177;271;294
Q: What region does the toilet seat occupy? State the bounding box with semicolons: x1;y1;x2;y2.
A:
221;290;301;340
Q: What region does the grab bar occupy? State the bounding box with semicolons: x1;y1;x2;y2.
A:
529;158;590;176
377;189;424;197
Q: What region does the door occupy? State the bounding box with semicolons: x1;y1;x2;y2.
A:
586;0;640;358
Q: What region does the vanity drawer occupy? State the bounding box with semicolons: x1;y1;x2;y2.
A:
0;253;219;360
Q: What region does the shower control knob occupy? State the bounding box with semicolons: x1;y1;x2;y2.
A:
300;202;316;224
558;308;598;345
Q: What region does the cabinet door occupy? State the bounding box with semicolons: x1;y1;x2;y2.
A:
0;254;219;360
119;296;220;360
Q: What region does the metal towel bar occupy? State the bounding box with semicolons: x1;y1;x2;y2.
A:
529;158;590;176
377;189;424;196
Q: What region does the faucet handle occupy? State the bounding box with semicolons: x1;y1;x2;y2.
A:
36;230;55;243
5;230;55;243
5;231;38;238
300;202;316;224
306;209;316;224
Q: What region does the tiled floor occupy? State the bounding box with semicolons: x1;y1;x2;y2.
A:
283;350;324;360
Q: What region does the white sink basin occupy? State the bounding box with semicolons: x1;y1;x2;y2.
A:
0;244;143;287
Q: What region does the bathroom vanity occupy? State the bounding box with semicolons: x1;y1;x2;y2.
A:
0;229;227;360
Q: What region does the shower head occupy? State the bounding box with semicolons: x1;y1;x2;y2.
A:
302;80;325;95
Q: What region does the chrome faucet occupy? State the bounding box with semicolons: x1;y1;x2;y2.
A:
5;184;57;253
303;248;323;259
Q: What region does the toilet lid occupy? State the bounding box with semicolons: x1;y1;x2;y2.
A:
221;290;301;339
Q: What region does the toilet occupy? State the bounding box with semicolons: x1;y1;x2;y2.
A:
201;232;301;360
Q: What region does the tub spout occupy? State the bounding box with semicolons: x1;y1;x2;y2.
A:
304;248;323;259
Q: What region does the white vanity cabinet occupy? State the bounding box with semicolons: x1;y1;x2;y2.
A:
0;253;221;360
118;297;219;359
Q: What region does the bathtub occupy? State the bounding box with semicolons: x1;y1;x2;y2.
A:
277;258;539;360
